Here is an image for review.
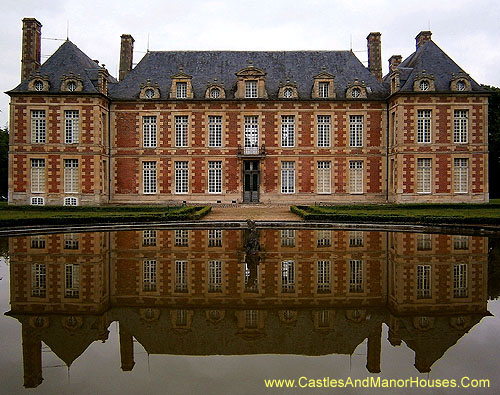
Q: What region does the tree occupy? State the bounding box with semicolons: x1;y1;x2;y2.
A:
0;126;8;199
483;85;500;198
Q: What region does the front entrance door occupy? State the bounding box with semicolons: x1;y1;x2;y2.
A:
243;160;260;203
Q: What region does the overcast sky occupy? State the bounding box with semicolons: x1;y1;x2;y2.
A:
1;0;499;127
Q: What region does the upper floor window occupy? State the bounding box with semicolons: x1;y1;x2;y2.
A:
176;82;187;99
283;88;293;98
169;67;193;99
34;80;44;91
317;115;331;147
67;81;77;92
175;115;188;147
318;82;329;98
281;115;295;147
456;81;466;91
244;116;259;154
245;80;258;98
208;115;222;147
65;110;79;144
210;88;221;98
31;110;46;144
417;109;431;143
351;87;361;98
349;115;363;147
143;161;157;194
31;158;46;193
419;80;429;91
145;88;155;99
454;110;468;143
143;116;157;148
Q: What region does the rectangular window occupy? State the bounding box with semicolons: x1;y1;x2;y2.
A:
317;115;331;147
143;260;157;292
281;261;295;293
281;161;295;194
30;235;45;249
65;264;80;298
349;160;363;194
64;159;78;193
416;234;432;251
142;230;157;247
245;310;258;328
317;230;331;247
175;260;188;292
175;161;189;194
281;115;295;147
30;159;46;193
143;116;157;148
454;158;468;193
208;161;222;193
175;115;188;147
31;110;46;143
64;233;79;250
281;229;296;247
417;158;432;193
417;265;431;299
174;229;189;247
176;82;187;99
349;115;363;147
31;263;46;298
64;197;78;206
349;231;364;247
317;161;331;194
317;260;331;293
143;161;157;194
318;82;329;98
208;260;222;292
417;109;431;143
208;115;222;147
244;263;258;293
208;229;222;247
454;110;468;143
64;110;79;144
244;116;259;154
176;310;187;326
245;80;258;98
453;264;468;298
453;235;469;250
349;260;363;293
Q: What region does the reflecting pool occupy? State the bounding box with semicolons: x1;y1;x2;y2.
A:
0;227;499;394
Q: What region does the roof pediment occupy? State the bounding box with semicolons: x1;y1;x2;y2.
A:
235;65;266;77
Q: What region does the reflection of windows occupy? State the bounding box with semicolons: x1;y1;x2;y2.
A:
31;264;46;298
281;229;295;247
174;230;189;247
64;233;79;250
244;263;258;293
245;310;258;328
208;229;222;247
281;261;295;293
318;310;329;327
30;235;46;249
175;260;188;292
142;230;157;247
317;230;331;247
349;260;363;293
453;264;468;298
317;260;331;292
176;309;187;326
208;260;222;292
416;234;432;251
453;235;469;250
416;265;431;299
349;231;364;247
143;260;157;292
65;264;80;298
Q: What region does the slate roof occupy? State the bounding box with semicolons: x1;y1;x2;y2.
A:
108;50;387;100
9;40;116;94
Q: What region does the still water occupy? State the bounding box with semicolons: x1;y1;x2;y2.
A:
0;227;499;394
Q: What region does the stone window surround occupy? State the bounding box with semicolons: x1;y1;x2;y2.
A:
234;64;268;99
346;79;368;99
28;74;50;92
60;73;84;92
140;112;160;149
204;81;226;99
413;71;436;92
169;67;194;99
278;80;299;99
450;73;472;92
312;68;336;99
139;79;161;99
61;155;81;194
279;111;298;148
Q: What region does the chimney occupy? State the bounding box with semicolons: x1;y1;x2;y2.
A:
416;31;432;49
388;55;402;74
21;18;42;81
367;32;382;82
119;34;134;81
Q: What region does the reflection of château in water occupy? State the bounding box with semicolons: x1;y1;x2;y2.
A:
6;228;489;387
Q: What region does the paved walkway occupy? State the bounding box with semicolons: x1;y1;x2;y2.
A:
202;205;301;221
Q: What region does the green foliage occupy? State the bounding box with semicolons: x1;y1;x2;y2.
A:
0;127;8;198
483;85;500;198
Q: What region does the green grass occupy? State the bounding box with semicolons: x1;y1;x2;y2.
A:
0;204;211;227
291;202;500;225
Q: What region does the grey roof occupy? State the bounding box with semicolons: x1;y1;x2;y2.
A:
383;40;485;93
108;50;387;100
9;40;116;94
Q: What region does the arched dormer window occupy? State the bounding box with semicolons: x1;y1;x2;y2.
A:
139;79;160;99
450;72;472;92
346;78;368;99
235;62;268;99
60;73;83;92
278;80;298;99
413;70;435;92
312;67;335;99
28;73;50;92
205;80;226;99
169;66;194;99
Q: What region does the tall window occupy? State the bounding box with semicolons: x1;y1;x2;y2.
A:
349;161;363;194
175;115;188;147
317;161;331;193
417;158;432;193
281;161;295;194
244;116;259;154
143;116;157;148
208;115;222;147
174;229;189;247
245;80;258;98
349;260;363;293
175;161;189;194
64;110;79;144
208;161;222;193
453;264;468;298
281;115;295;147
454;110;468;143
143;161;157;194
349;115;363;147
176;82;187;99
318;82;329;98
208;229;222;247
143;260;157;292
245;310;258;328
31;263;46;298
317;230;331;247
142;230;157;247
65;264;80;298
31;110;46;143
349;231;364;247
416;234;432;251
317;115;331;147
30;159;46;193
317;260;331;293
281;261;295;293
64;159;78;193
454;158;468;193
416;265;431;299
281;229;295;247
175;260;188;292
417;109;431;143
208;260;222;292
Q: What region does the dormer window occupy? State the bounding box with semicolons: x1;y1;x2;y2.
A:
419;80;429;91
139;79;160;99
346;79;368;99
205;81;226;99
351;88;361;98
318;82;329;98
28;74;50;92
283;88;293;98
450;74;471;92
176;82;187;98
235;64;268;99
456;81;466;91
245;80;258;98
34;80;44;91
67;81;77;92
60;74;83;92
414;71;435;92
312;68;335;99
145;88;155;99
210;88;220;98
169;67;193;99
278;80;298;99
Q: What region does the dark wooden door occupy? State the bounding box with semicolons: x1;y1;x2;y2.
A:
243;160;260;203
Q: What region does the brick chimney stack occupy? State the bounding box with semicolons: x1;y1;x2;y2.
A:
21;18;42;81
416;31;432;49
367;32;382;82
389;55;402;73
119;34;134;81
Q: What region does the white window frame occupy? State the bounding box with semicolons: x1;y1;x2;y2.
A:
31;263;47;298
281;115;295;147
349;160;363;194
31;109;46;144
454;158;469;193
318;82;329;98
143;115;157;148
64;159;79;193
245;80;258;98
208;260;222;292
208;229;222;247
143;259;157;292
63;196;78;206
208;115;223;147
30;197;45;206
281;161;295;194
30;158;46;193
65;263;80;298
142;230;157;247
317;161;331;194
317;115;331;147
175;260;188;292
349;259;363;293
453;110;468;143
317;260;331;292
208;161;222;194
174;229;189;247
176;82;187;99
143;161;157;194
417;109;431;143
417;158;432;194
175;115;188;147
64;110;79;144
453;263;468;298
244;116;259;154
175;161;189;194
416;265;431;299
349;115;363;147
281;260;295;293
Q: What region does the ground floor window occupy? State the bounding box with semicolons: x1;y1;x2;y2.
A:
349;160;363;194
454;158;468;193
281;161;295;194
143;161;157;194
208;161;222;193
